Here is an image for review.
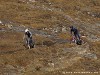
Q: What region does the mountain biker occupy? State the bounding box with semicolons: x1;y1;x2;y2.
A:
70;26;80;41
23;28;34;49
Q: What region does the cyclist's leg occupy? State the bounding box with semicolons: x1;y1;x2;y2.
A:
75;32;80;40
31;38;34;48
25;38;28;46
74;34;77;42
27;38;31;49
29;37;33;48
76;33;82;45
77;34;80;40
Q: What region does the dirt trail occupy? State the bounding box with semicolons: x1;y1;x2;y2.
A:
0;1;100;74
0;20;70;44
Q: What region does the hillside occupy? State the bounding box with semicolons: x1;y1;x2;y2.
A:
0;0;100;75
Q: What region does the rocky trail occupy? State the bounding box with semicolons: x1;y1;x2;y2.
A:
0;0;100;75
0;20;70;44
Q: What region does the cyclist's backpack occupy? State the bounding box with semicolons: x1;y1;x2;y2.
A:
25;31;31;38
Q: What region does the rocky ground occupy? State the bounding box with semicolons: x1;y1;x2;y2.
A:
0;0;100;75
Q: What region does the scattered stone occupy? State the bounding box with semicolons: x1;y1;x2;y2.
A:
6;65;15;69
29;0;36;3
50;63;54;67
35;66;41;71
83;53;97;60
62;26;67;33
7;24;13;29
0;20;2;24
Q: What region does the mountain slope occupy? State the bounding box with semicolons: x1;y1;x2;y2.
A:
0;0;100;75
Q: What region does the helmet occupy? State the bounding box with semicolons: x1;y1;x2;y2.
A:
70;26;73;28
25;28;29;32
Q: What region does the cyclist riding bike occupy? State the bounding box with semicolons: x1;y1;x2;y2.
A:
23;29;34;49
70;26;82;45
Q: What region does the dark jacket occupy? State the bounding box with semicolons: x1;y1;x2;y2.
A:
70;27;78;34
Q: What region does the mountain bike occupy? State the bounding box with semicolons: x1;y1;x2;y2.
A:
70;36;82;45
23;37;34;49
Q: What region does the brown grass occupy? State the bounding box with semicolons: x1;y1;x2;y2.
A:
0;0;100;75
